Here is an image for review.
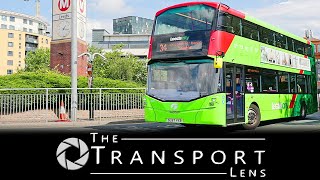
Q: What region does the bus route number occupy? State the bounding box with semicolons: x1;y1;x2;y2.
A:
160;43;168;52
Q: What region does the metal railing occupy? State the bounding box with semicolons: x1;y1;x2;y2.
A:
0;88;145;123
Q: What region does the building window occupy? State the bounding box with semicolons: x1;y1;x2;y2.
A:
1;15;7;21
29;20;33;25
8;33;14;38
29;29;33;33
317;44;320;53
9;16;15;22
7;60;13;66
19;46;21;49
9;25;15;30
23;19;28;24
8;51;13;56
8;42;14;47
1;24;7;29
7;70;13;75
23;28;27;32
46;39;48;44
19;34;21;40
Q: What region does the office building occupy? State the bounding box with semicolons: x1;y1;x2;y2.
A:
113;16;153;35
92;28;151;59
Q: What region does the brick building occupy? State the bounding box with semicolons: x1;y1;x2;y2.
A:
304;30;320;92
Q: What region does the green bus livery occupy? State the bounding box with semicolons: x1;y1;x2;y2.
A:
145;2;317;129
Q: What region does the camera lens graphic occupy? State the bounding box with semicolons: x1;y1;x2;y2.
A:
56;138;89;170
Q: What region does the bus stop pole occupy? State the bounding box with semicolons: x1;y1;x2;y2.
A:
71;0;78;121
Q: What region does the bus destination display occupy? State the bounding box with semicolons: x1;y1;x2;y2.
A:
157;40;203;52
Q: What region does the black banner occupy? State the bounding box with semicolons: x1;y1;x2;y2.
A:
1;128;319;179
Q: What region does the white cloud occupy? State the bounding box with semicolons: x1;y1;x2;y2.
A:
86;18;113;43
90;0;134;17
244;0;320;38
85;0;134;43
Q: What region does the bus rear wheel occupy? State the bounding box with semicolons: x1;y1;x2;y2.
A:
243;104;261;130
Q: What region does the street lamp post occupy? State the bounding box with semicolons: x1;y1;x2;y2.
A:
78;52;106;120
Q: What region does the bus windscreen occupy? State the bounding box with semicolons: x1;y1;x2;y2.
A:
154;5;216;35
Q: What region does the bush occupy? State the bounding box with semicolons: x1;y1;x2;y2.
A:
0;70;144;94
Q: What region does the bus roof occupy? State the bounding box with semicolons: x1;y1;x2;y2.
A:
245;14;309;45
156;2;245;18
155;1;311;45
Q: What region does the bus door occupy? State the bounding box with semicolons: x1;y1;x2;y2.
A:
225;65;245;124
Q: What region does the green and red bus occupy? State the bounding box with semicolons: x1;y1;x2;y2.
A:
144;2;317;129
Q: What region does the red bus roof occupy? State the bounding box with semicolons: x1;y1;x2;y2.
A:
155;1;245;19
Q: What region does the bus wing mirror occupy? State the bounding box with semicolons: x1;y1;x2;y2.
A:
214;57;223;69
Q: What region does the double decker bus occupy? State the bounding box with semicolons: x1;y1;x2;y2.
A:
144;2;317;129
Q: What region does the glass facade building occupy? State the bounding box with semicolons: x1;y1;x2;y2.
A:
113;16;154;35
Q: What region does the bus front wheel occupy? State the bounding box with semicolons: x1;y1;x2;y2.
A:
243;104;261;130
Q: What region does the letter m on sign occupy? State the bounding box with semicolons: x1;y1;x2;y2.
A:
58;0;71;12
79;0;85;13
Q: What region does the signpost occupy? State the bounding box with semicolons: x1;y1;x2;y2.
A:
51;0;87;121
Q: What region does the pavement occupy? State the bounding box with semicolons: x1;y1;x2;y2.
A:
0;117;144;129
0;111;319;130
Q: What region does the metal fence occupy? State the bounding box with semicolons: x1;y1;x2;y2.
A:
0;88;145;123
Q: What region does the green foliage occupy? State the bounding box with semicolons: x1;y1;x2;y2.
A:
89;45;147;84
0;70;144;94
24;48;51;72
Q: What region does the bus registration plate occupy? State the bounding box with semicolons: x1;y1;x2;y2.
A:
167;118;183;123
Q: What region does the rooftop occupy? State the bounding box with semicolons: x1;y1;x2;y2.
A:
0;9;49;26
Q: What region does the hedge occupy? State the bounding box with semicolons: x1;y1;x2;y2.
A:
0;70;145;94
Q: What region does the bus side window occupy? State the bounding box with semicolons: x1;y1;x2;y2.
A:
230;16;241;36
243;21;259;41
278;72;289;93
245;68;260;93
297;75;306;93
217;12;231;31
290;74;297;93
261;70;278;93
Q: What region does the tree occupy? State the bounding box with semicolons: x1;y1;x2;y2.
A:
89;45;147;85
24;48;50;72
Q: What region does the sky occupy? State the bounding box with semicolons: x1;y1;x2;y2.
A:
0;0;319;43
